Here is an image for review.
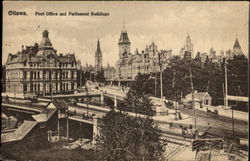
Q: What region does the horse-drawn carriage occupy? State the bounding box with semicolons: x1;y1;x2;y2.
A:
206;108;219;117
180;125;197;139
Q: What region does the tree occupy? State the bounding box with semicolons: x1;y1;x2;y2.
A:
227;55;248;97
96;110;166;161
125;73;154;116
131;72;154;95
95;69;106;83
124;54;248;107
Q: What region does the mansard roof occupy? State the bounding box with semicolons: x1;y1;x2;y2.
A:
6;30;78;65
119;31;130;44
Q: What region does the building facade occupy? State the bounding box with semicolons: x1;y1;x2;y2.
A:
194;38;244;64
115;27;172;80
103;63;116;81
5;30;79;96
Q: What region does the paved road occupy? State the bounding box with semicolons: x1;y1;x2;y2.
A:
178;106;248;139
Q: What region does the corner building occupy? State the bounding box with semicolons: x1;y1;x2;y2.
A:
5;30;79;96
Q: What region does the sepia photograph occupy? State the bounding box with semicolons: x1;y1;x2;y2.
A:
1;1;249;160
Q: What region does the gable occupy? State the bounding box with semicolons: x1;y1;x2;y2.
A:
47;102;56;109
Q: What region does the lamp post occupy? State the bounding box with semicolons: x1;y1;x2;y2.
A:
184;67;196;132
85;85;89;116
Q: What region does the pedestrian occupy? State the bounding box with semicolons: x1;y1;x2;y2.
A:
189;124;192;129
169;122;173;129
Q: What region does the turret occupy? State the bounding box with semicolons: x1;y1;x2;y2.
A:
118;23;131;58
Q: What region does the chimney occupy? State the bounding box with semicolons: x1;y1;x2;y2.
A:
22;45;24;51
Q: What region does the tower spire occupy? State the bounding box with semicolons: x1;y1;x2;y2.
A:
123;18;125;31
96;38;101;56
95;38;102;71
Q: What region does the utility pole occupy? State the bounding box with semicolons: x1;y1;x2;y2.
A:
190;68;196;130
225;59;228;107
158;52;163;99
185;67;196;130
222;82;225;107
172;70;178;120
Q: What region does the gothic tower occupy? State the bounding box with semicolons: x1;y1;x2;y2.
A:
95;39;102;71
232;38;243;56
184;34;194;56
118;23;131;58
180;33;194;58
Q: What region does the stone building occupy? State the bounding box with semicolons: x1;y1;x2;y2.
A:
5;30;79;96
103;63;116;81
180;34;194;58
225;38;244;60
2;65;6;92
232;38;244;56
185;91;212;106
115;27;172;80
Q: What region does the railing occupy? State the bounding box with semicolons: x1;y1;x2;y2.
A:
1;100;46;109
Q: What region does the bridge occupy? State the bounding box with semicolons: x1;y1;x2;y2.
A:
1;100;98;145
2;103;43;115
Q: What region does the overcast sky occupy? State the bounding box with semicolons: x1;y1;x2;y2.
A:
3;1;249;66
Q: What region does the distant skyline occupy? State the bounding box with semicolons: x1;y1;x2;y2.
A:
3;1;249;66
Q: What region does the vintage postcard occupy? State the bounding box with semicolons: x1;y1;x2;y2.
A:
1;1;249;160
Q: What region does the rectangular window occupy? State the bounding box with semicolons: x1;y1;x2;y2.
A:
30;71;33;79
24;71;27;79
